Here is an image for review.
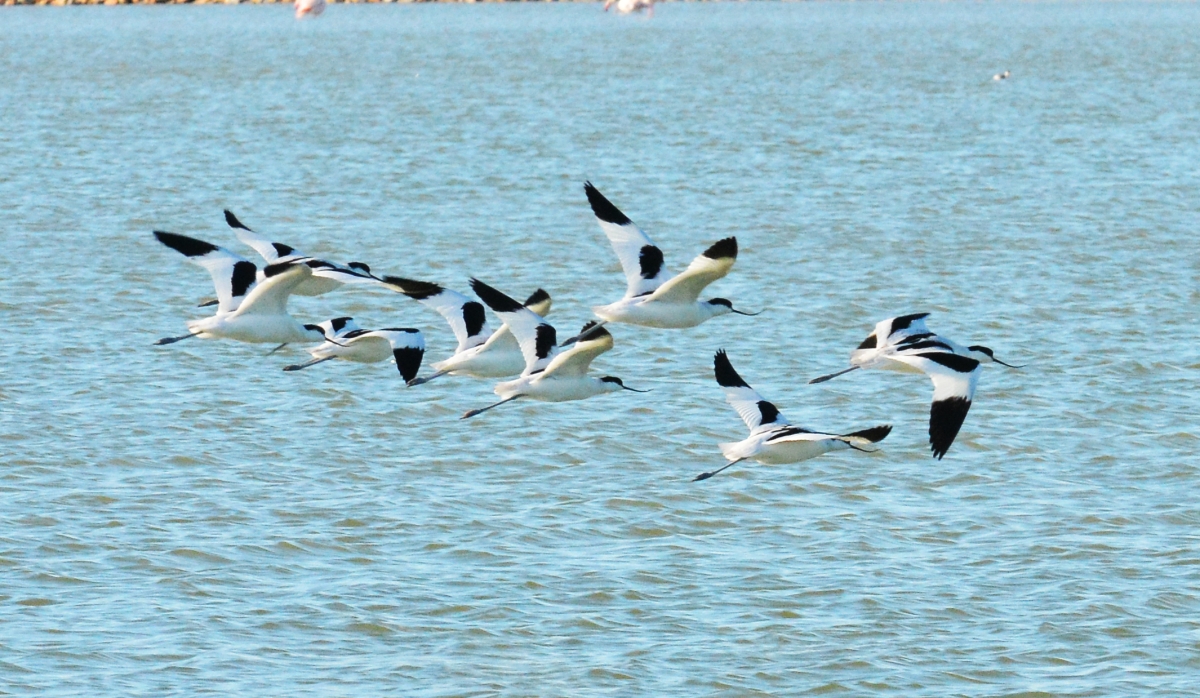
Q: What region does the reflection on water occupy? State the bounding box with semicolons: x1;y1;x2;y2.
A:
2;2;1199;694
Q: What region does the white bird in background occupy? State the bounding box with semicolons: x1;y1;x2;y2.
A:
993;70;1011;81
693;350;892;481
284;316;426;381
808;314;1022;460
156;258;328;347
571;182;757;343
153;231;260;316
223;210;380;299
604;0;654;17
384;276;552;386
295;0;325;20
461;279;648;420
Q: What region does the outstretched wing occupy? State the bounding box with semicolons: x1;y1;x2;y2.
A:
856;313;932;351
316;316;361;339
224;209;306;263
470;279;558;375
542;322;613;379
154;231;258;315
584;182;668;298
713;350;789;433
383;276;493;353
893;350;981;460
645;237;737;305
233;262;311;318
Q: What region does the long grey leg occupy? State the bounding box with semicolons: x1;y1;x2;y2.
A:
808;366;860;385
461;395;522;420
266;343;289;355
155;332;200;346
692;458;747;482
283;357;334;372
408;369;449;387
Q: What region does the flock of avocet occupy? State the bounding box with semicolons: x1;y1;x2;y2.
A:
154;182;1020;481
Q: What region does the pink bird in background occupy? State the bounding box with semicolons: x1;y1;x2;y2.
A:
294;0;325;20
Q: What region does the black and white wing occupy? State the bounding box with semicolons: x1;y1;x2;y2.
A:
645;237;737;305
713;350;789;434
153;231;258;315
231;261;312;318
857;313;932;351
363;328;425;382
584;182;668;299
541;322;613;379
224;209;306;263
383;276;493;353
893;350;982;459
470;279;557;376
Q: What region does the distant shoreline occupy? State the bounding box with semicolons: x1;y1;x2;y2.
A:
5;0;616;5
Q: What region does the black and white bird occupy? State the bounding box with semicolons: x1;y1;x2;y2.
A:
993;70;1011;81
460;279;648;419
383;276;551;386
693;350;891;481
223;209;380;297
283;316;425;381
809;314;1021;459
575;182;757;340
153;231;261;315
155;256;327;347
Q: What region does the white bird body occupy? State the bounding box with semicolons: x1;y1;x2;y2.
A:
695;350;891;480
224;210;379;297
461;279;646;418
810;314;1018;459
582;182;753;332
182;263;327;345
385;276;551;383
604;0;653;15
294;318;426;380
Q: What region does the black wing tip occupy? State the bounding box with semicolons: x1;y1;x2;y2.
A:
713;349;750;389
846;425;892;443
577;320;611;340
523;288;551;307
583;181;632;226
223;209;251;231
153;230;217;258
930;397;972;460
702;237;738;260
392;347;425;383
382;275;444;301
469;278;524;313
263;261;299;278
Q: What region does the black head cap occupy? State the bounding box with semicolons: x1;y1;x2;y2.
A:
702;237;738;260
576;320;611;340
600;376;625;386
523;288;550;307
382;276;444;301
584;181;632;226
348;262;371;274
968;345;994;358
707;298;733;309
469;278;524;314
303;323;324;335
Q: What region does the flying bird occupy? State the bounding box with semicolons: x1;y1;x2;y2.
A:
570;182;757;342
223;209;380;298
295;0;325;19
808;314;1021;459
284;316;425;381
693;350;891;481
155;252;328;347
383;276;552;386
460;279;647;419
604;0;654;16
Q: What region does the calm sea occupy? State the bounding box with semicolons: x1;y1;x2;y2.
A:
2;2;1199;694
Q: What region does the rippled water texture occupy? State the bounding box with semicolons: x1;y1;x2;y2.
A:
2;2;1199;694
